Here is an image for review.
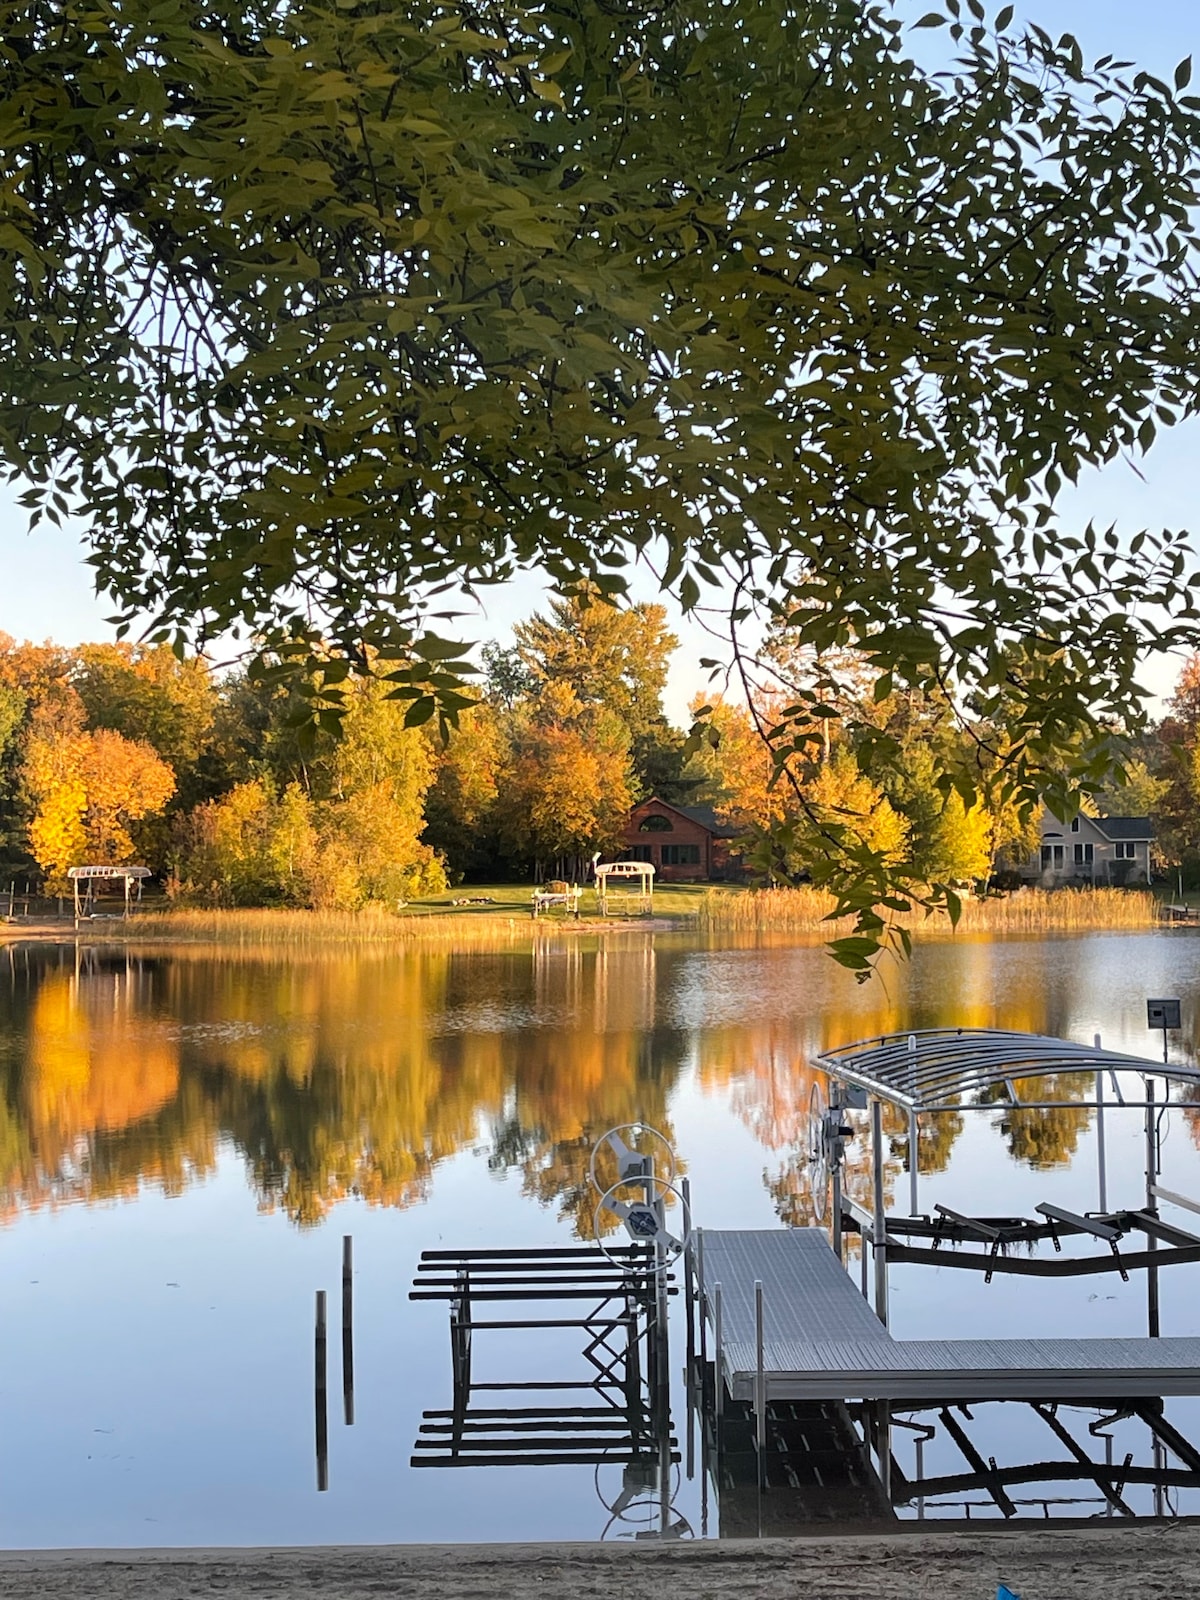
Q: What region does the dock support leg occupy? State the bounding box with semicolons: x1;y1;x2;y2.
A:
1095;1061;1108;1215
696;1229;708;1376
1146;1079;1161;1339
871;1099;889;1328
342;1234;355;1426
315;1289;328;1492
682;1176;695;1382
754;1279;766;1490
877;1400;891;1503
908;1110;919;1217
713;1282;723;1426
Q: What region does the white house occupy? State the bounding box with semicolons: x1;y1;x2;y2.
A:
1031;812;1153;887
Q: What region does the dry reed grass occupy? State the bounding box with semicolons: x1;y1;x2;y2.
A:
696;885;1157;936
118;906;539;949
29;885;1159;951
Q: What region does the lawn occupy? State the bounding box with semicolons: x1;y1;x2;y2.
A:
400;880;752;920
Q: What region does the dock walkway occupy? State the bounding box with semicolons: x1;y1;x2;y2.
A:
701;1228;1200;1403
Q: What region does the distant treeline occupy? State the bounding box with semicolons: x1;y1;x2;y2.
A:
0;595;1181;908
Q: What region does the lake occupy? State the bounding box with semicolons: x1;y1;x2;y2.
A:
4;928;1200;1546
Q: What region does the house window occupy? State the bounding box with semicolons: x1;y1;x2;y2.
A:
1115;842;1138;860
661;844;701;866
1041;844;1065;868
1073;842;1093;865
625;845;653;862
1070;816;1080;833
639;814;673;832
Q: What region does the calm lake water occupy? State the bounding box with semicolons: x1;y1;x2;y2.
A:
5;928;1200;1546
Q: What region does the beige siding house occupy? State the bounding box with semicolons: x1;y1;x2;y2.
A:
1031;812;1153;887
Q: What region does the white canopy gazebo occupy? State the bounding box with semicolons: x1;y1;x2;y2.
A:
594;860;655;917
67;864;152;921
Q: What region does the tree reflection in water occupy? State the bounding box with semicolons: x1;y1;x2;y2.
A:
0;937;1123;1231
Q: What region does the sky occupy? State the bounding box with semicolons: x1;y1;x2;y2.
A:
2;0;1198;725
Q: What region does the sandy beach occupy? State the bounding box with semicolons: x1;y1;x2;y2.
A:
1;1529;1196;1600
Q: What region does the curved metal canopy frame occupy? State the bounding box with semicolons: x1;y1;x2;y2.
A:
816;1028;1200;1113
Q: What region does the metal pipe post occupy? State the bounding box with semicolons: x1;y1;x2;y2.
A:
649;1156;669;1413
831;1146;843;1258
871;1098;889;1327
754;1279;766;1488
342;1235;355;1426
696;1228;708;1374
877;1401;891;1502
908;1109;920;1217
1095;1054;1108;1216
713;1282;723;1421
1146;1079;1161;1339
681;1176;695;1384
315;1289;328;1491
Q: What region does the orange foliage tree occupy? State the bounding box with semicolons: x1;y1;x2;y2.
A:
24;706;176;884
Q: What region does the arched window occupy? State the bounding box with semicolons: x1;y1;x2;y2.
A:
639;814;673;832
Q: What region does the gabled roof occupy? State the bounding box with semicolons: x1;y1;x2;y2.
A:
630;797;742;838
1042;811;1154;842
1093;815;1155;842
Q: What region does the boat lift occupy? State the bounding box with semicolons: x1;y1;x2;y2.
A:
813;1026;1200;1334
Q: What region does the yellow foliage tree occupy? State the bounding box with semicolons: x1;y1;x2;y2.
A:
803;750;908;864
24;713;176;885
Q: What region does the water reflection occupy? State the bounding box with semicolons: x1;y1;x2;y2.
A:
5;934;1200;1232
8;931;1200;1546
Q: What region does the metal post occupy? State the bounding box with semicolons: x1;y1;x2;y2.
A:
342;1235;354;1426
831;1143;843;1258
681;1178;695;1486
871;1098;889;1328
682;1176;695;1384
713;1282;723;1421
878;1401;891;1502
860;1224;869;1298
915;1435;925;1520
754;1279;766;1489
315;1290;328;1491
649;1156;669;1416
1095;1062;1108;1216
908;1108;920;1217
696;1228;708;1374
1146;1079;1161;1339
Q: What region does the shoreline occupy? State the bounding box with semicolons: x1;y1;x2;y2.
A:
2;1528;1196;1600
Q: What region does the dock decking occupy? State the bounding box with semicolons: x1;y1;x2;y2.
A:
701;1227;1200;1403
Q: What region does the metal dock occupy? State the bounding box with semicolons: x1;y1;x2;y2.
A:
701;1228;1200;1404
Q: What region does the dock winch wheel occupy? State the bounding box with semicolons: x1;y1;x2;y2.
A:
593;1178;691;1274
588;1122;676;1198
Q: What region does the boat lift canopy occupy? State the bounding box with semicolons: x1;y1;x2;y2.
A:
816;1028;1200;1113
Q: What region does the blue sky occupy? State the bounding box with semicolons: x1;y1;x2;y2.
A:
2;0;1198;722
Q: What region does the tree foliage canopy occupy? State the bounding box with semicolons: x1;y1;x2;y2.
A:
5;0;1200;958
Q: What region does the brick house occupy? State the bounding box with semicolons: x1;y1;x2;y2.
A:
616;797;745;882
1028;811;1154;887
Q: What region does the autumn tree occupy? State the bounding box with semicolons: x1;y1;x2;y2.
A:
73;643;218;803
172;670;445;904
495;684;634;879
171;779;317;905
687;695;779;833
515;594;681;796
422;703;508;880
24;699;176;883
